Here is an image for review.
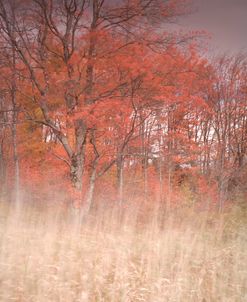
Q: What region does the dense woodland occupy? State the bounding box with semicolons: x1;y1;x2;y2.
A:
0;0;246;214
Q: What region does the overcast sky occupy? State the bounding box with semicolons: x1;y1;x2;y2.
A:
180;0;247;54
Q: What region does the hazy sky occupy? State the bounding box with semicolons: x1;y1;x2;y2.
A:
182;0;247;54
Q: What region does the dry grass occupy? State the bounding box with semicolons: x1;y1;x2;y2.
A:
0;200;246;302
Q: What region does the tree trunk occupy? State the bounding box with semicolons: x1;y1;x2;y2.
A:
11;113;20;204
11;46;20;205
140;120;148;201
167;160;172;213
117;154;124;205
70;154;84;191
82;158;98;218
0;139;6;197
80;130;99;219
84;0;98;104
143;156;148;201
70;119;87;191
159;153;164;204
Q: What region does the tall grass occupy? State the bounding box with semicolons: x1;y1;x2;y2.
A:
0;199;246;301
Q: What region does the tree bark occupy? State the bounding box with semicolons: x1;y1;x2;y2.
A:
117;154;124;205
0;138;6;197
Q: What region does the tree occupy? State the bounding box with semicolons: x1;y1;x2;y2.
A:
0;0;191;210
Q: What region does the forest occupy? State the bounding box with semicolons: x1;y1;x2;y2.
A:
0;0;246;301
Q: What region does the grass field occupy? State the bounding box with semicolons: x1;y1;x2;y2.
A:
0;200;246;301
